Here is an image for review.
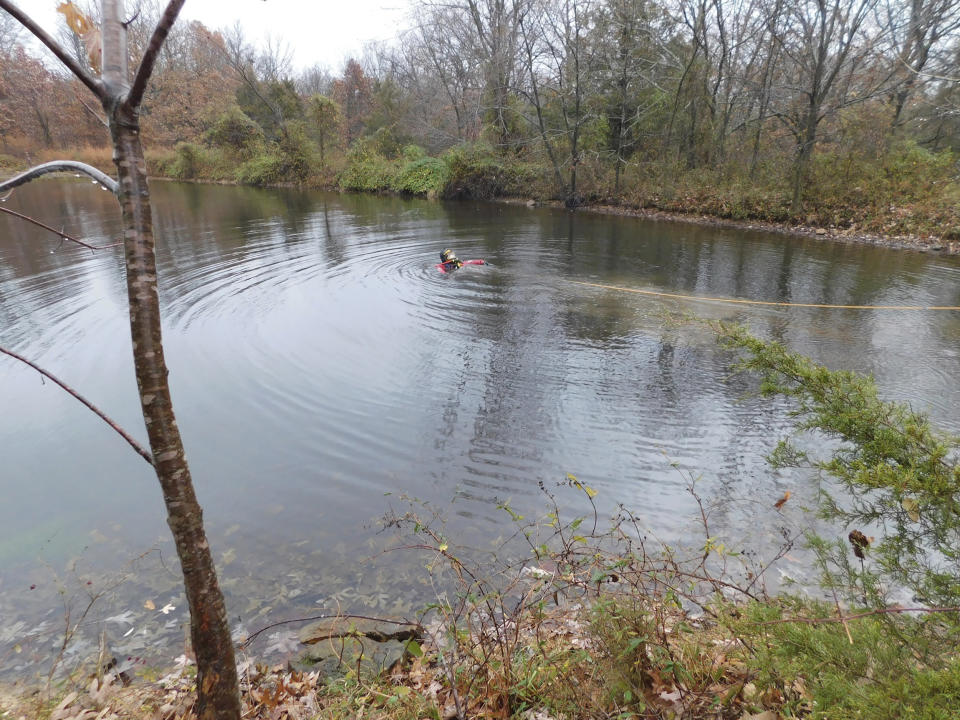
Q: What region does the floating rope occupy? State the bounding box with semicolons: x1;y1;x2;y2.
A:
570;280;960;311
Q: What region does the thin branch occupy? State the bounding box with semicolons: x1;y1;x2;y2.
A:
240;612;423;649
75;90;109;128
0;161;118;195
0;345;153;465
756;605;960;626
831;583;854;644
899;55;960;82
126;0;187;109
0;206;121;251
0;0;105;100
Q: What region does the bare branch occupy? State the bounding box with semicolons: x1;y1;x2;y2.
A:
899;55;960;83
241;612;424;649
0;161;118;195
75;90;109;128
0;206;122;251
0;345;153;465
756;605;960;626
126;0;187;109
0;0;105;100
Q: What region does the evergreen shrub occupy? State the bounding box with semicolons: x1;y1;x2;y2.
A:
170;142;206;180
338;137;396;192
441;142;508;199
392;156;449;196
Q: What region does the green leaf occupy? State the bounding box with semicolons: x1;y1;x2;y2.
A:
404;639;424;658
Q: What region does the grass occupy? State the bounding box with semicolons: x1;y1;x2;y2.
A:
33;146;114;174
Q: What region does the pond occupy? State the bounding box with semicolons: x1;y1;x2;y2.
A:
1;180;958;674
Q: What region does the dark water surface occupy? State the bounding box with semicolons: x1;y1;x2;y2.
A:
2;180;958;673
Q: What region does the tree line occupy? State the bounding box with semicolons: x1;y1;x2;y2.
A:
2;0;959;218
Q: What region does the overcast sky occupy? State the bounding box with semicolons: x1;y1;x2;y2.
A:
23;0;414;71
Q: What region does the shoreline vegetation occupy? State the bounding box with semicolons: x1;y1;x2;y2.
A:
2;141;958;257
3;324;959;720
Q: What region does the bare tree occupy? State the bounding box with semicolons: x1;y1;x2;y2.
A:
0;2;241;718
297;62;334;96
766;0;881;210
417;6;485;141
388;6;485;146
518;0;599;203
455;0;528;147
882;0;960;131
0;5;22;52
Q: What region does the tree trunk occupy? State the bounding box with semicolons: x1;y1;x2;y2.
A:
109;103;241;720
0;0;241;716
791;104;818;214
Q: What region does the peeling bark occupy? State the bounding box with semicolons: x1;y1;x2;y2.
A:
108;102;241;720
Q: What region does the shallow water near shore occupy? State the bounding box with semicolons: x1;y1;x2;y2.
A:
1;180;958;676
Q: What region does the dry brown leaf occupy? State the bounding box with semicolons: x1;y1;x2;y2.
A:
50;692;80;720
773;490;791;510
848;530;870;559
902;497;920;522
57;2;93;35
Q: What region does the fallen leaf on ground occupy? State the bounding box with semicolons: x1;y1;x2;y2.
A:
773;491;791;510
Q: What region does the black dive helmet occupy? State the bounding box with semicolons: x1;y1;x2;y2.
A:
440;248;458;264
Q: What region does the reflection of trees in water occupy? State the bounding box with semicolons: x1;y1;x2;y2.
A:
464;243;557;508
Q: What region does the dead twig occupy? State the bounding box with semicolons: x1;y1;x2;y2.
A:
0;206;121;250
240;612;423;649
300;626;423;645
755;605;960;627
831;584;855;644
0;345;153;464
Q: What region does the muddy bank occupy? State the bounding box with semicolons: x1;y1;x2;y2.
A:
501;198;960;256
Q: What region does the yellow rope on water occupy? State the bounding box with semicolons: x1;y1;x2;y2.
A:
570;280;960;311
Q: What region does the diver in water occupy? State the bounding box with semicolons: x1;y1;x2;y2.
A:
439;248;464;271
437;248;485;273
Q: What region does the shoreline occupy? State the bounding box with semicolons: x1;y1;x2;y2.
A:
5;170;959;256
500;197;960;256
148;179;960;256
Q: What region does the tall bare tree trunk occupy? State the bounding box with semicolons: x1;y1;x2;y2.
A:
109;101;241;720
0;2;241;717
103;2;240;716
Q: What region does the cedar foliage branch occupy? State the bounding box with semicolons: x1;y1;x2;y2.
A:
717;322;960;611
